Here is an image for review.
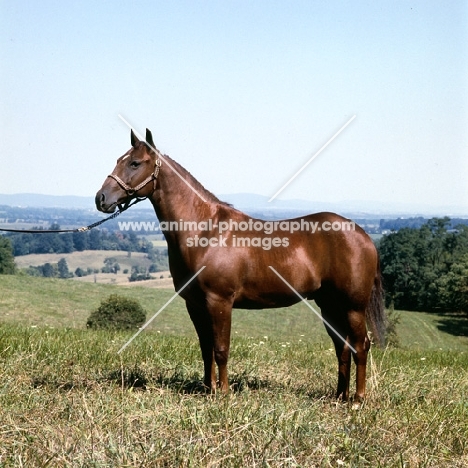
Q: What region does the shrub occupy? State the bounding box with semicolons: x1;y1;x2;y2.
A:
86;294;146;330
128;266;153;282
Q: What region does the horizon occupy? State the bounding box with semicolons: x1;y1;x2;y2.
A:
1;191;467;218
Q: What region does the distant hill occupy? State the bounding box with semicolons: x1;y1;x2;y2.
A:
1;192;467;218
219;193;468;218
0;193;95;209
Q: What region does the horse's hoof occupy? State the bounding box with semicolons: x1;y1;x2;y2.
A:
351;394;365;409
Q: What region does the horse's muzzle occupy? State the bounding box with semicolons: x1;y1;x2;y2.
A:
95;190;117;213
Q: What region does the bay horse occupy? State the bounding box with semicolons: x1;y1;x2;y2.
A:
95;128;386;402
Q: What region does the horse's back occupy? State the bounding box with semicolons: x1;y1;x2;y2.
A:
207;211;378;310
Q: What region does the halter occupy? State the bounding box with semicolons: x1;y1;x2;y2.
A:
107;157;162;204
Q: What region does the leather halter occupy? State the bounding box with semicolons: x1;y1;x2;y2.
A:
107;157;162;197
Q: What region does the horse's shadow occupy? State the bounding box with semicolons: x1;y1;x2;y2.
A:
104;367;274;395
103;366;334;400
32;366;334;400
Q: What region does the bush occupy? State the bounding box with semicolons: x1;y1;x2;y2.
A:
86;294;146;330
128;265;153;282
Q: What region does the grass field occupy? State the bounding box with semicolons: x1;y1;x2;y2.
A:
0;274;467;466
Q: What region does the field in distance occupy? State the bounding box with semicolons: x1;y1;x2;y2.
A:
13;250;172;287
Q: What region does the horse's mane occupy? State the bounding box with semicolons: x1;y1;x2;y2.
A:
162;154;233;208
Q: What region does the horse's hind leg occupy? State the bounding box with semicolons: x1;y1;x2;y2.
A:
322;309;352;400
348;310;371;402
323;308;370;402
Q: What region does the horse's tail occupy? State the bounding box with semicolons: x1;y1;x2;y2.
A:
366;257;386;347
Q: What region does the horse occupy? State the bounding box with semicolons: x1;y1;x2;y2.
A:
95;128;386;402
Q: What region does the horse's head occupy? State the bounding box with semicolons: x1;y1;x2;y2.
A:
95;129;161;213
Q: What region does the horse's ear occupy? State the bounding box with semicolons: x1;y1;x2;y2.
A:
131;129;139;147
145;128;156;151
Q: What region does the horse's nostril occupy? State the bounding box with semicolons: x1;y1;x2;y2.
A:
95;191;106;210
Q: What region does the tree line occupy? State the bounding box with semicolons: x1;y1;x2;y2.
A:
5;224;153;256
378;217;468;314
379;216;468;232
0;225;169;278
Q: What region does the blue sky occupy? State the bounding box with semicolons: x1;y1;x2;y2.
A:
1;1;467;212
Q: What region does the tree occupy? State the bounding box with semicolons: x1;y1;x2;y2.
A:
436;254;468;315
62;233;75;253
101;257;120;274
89;229;102;250
75;267;86;277
128;265;152;282
41;263;56;278
57;258;72;278
379;227;421;309
72;231;88;251
379;218;468;313
0;237;16;274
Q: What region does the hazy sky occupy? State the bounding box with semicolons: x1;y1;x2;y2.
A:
1;1;467;211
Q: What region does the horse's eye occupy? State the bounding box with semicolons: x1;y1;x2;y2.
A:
130;161;140;169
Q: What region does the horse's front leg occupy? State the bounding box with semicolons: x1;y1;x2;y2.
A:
186;301;216;390
206;294;233;393
322;309;351;401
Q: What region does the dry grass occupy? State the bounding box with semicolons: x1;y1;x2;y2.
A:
14;250;148;271
0;325;467;467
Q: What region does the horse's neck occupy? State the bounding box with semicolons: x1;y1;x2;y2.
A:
150;155;220;228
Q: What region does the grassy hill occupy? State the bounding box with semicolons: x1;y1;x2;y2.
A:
1;274;467;350
0;274;467;466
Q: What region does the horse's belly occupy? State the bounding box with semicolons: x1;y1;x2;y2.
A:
233;293;302;310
